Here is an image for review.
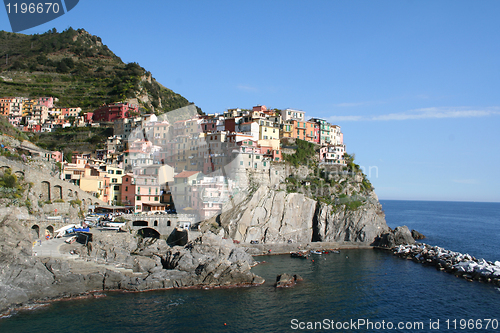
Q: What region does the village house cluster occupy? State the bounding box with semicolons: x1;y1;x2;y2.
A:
0;96;139;132
0;98;346;220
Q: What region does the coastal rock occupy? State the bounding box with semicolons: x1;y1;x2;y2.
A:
208;185;389;245
132;256;158;273
275;273;303;288
313;196;389;244
376;225;415;248
411;230;426;240
162;233;262;287
391;243;500;286
393;226;415;245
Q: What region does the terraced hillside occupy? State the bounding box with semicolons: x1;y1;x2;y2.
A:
0;28;195;114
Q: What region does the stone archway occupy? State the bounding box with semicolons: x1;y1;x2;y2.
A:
137;227;160;239
31;225;40;239
45;225;54;238
41;181;51;201
53;185;63;200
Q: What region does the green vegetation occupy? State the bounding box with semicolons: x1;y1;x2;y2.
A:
0;168;24;198
31;126;113;151
283;139;318;167
69;199;82;207
0;28;194;113
283;150;371;211
0;117;28;142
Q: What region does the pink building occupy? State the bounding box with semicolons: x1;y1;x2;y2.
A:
120;173;136;207
84;112;93;123
252;105;267;112
38;97;55;108
51;151;63;163
92;102;138;122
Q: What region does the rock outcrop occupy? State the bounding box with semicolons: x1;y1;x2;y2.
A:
411;229;426;240
205;185;390;246
392;243;500;286
374;225;416;248
313;192;389;243
162;233;264;287
0;209;262;315
275;273;303;288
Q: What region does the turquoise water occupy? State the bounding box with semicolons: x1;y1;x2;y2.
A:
1;200;500;332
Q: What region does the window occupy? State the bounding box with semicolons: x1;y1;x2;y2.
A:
256;156;260;159
125;178;128;182
263;162;266;167
136;196;141;200
136;205;140;210
155;196;159;201
240;161;243;165
114;185;119;191
116;170;122;175
125;186;128;191
112;178;117;183
108;170;114;174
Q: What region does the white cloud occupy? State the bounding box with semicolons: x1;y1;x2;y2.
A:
328;107;500;122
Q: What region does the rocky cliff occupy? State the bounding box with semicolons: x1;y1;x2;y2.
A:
0;209;261;314
203;158;395;246
206;184;390;246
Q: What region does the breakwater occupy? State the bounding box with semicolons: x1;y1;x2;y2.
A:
392;243;500;285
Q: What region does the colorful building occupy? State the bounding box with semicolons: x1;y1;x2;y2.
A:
92;102;138;122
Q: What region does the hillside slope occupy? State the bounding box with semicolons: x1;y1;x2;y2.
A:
0;28;194;114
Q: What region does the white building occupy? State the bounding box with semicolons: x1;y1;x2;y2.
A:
281;108;305;122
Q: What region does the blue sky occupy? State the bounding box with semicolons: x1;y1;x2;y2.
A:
1;1;499;202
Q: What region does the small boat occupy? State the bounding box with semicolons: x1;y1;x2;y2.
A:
65;235;77;244
310;250;322;255
291;251;309;259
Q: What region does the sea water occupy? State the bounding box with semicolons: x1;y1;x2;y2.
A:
1;200;499;333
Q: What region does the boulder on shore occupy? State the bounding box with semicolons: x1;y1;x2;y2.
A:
374;225;416;248
275;273;303;288
411;229;426;240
